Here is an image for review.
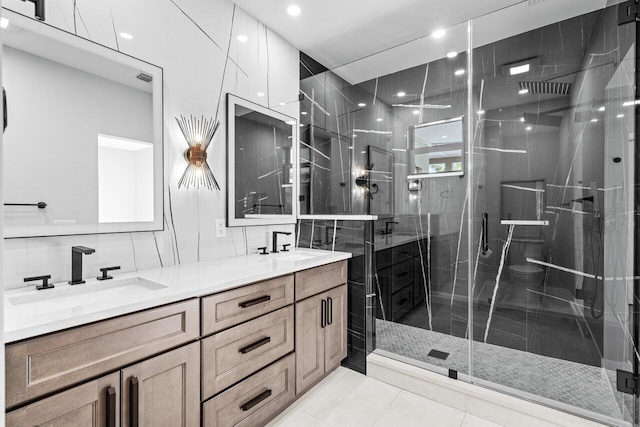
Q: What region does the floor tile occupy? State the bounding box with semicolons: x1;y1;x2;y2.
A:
374;391;466;427
461;414;503;427
303;369;401;426
267;410;329;427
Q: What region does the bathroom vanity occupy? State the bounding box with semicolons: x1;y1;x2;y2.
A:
375;235;431;321
3;249;350;427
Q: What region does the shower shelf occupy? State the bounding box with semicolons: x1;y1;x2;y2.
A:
500;220;549;226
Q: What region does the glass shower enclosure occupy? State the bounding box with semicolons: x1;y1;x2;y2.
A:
298;0;640;425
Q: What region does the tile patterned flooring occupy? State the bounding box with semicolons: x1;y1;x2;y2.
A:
376;320;628;423
268;367;501;427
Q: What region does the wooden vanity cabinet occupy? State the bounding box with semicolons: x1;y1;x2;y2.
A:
294;261;348;395
122;342;200;427
6;372;120;427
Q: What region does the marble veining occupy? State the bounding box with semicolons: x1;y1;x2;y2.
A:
2;0;300;290
4;248;350;343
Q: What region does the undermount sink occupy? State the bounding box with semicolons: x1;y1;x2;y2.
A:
10;277;167;309
272;253;317;262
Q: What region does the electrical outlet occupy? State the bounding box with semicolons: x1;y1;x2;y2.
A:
216;219;226;238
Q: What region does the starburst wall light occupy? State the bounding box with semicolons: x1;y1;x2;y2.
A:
176;115;220;190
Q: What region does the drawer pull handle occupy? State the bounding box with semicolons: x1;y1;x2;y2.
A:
397;272;409;278
327;297;333;325
130;377;139;427
106;386;116;427
241;389;272;411
239;295;271;308
240;337;271;354
321;299;327;328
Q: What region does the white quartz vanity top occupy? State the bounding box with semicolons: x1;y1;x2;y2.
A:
3;248;351;343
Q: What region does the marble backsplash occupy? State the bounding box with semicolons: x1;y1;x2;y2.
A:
2;0;299;289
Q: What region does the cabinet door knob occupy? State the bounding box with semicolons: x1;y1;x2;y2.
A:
106;386;116;427
130;377;139;427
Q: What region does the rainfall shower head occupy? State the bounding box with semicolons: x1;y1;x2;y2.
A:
519;81;572;95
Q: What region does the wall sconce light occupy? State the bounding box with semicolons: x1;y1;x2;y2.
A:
408;179;422;192
176;115;220;190
354;163;378;199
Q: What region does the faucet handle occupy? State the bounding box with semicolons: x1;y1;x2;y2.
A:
98;266;121;281
282;244;291;252
24;274;54;290
258;247;269;255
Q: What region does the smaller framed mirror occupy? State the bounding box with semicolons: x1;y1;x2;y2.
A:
407;116;464;179
227;94;298;226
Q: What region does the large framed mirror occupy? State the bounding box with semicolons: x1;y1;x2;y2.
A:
2;9;164;238
407;116;464;179
227;94;298;226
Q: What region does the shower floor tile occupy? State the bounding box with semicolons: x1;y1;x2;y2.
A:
376;320;629;423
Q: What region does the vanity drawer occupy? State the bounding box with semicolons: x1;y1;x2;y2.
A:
201;306;294;400
295;261;347;301
202;274;294;336
391;286;413;321
202;353;295;427
6;299;199;409
390;259;414;293
392;242;415;264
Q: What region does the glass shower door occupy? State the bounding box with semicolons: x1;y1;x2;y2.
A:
469;1;637;424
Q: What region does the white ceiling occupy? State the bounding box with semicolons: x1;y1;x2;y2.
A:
232;0;523;70
232;0;610;84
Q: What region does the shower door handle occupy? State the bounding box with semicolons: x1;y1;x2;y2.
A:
482;213;489;253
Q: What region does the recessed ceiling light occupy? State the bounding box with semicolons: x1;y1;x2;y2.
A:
257;92;265;97
412;110;420;115
520;117;525;122
591;118;598;122
299;124;304;127
358;103;367;107
432;29;446;39
287;5;301;16
285;120;296;125
237;34;248;42
301;111;308;115
376;118;383;122
279;102;286;106
477;110;485;115
510;64;530;75
397;91;406;97
617;114;625;118
446;51;458;59
0;17;9;29
455;69;465;76
519;88;530;95
120;32;133;40
442;135;448;139
526;126;532;131
598;106;605;112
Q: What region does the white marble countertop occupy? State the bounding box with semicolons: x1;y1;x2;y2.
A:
4;248;351;343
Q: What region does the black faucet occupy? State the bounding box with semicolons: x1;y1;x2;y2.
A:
272;231;292;253
69;246;95;285
381;221;399;235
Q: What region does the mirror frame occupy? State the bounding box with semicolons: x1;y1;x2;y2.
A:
407;116;465;179
226;94;298;227
2;9;164;238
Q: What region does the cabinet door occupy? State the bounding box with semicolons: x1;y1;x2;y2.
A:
324;285;347;372
121;342;200;427
6;372;119;427
295;293;325;394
